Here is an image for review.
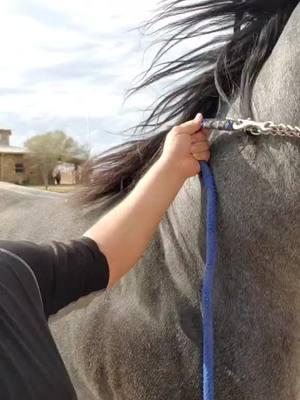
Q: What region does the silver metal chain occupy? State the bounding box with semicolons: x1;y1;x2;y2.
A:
231;118;300;138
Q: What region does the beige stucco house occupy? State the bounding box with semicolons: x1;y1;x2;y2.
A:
0;129;29;184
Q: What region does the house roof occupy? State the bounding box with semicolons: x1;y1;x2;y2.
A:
0;145;28;155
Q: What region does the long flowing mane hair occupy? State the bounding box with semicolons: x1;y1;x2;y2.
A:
81;0;298;208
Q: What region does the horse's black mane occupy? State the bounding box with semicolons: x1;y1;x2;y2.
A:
81;0;299;207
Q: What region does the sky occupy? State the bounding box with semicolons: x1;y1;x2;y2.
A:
0;0;163;154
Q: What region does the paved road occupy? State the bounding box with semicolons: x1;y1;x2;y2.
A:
0;182;94;242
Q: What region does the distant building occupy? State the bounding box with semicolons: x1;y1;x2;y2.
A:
0;129;29;184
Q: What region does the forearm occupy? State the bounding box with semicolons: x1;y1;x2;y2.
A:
84;159;185;286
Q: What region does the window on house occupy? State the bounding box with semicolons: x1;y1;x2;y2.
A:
15;163;25;173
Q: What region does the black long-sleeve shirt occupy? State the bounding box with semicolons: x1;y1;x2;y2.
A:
0;237;109;400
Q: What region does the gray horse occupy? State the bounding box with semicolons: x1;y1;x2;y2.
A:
1;0;300;399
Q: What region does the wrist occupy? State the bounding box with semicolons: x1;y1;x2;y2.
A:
155;156;188;184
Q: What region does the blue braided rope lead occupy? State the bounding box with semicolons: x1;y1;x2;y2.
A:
199;161;218;400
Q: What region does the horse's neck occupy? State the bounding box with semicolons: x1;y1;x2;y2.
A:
158;176;204;298
210;120;300;397
175;9;300;383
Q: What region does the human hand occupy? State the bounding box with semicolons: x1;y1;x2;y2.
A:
160;113;210;179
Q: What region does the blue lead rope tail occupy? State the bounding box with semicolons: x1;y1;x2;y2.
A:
199;161;218;400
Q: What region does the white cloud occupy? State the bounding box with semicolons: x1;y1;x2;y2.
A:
0;0;158;152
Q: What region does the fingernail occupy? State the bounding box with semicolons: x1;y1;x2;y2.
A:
194;113;202;121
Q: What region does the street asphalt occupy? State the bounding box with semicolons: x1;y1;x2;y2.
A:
0;182;95;242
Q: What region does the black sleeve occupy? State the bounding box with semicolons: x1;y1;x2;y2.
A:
0;237;109;317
